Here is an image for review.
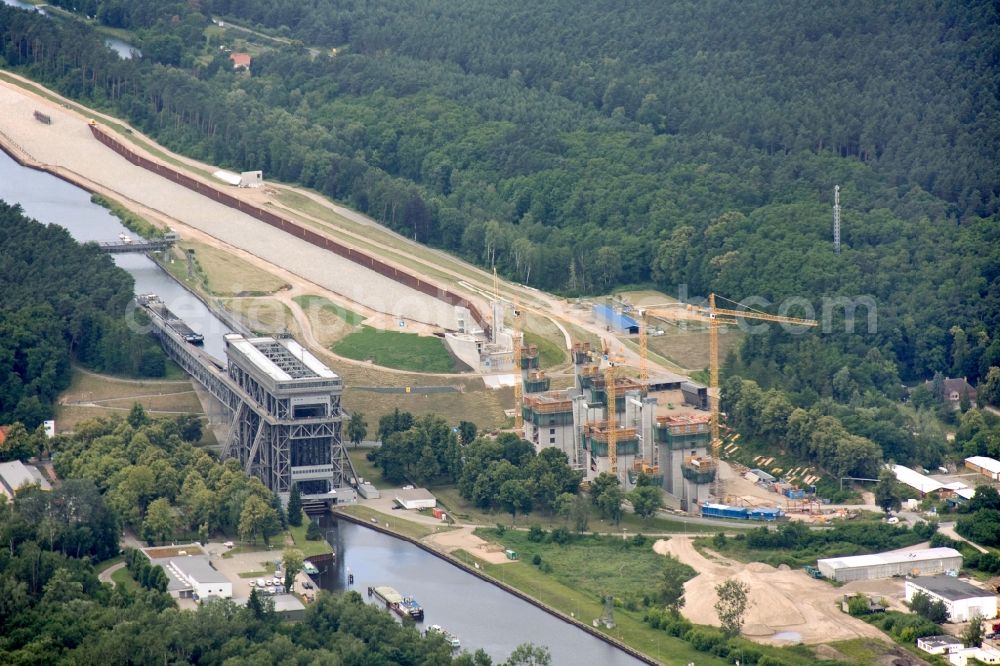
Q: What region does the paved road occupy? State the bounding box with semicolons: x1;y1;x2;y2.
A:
99;561;125;585
938;521;988;553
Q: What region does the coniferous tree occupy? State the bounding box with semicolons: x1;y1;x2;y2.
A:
287;484;303;527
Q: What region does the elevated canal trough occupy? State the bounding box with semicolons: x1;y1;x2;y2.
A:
139;295;358;507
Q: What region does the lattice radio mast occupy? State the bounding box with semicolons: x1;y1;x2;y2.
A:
833;185;841;254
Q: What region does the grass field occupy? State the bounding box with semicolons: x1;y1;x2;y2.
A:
477;529;683;603
336;505;455;541
457;530;837;666
292;294;365;325
647;321;743;371
450;545;723;666
174;242;289;296
55;367;211;439
347;450;388;489
333;326;457;373
340;368;509;431
430;485;729;534
110;566;141;593
523;330;567;371
824;638;931;666
292;294;365;347
288;518;335;559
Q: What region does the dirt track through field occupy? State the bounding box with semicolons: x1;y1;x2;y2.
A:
654;537;890;646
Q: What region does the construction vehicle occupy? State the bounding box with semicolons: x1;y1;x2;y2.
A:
804;565;824;579
638;294;817;496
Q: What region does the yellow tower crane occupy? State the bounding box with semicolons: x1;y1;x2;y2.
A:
639;295;817;492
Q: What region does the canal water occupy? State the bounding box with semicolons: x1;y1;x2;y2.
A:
0;149;231;359
0;149;643;665
316;517;643;666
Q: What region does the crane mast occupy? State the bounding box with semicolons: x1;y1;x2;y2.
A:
606;364;617;477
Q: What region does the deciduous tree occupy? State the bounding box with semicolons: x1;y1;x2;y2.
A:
715;578;750;637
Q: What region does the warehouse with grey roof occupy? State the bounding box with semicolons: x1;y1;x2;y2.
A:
817;547;963;582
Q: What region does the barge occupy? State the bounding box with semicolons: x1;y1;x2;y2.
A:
368;585;424;621
137;293;204;344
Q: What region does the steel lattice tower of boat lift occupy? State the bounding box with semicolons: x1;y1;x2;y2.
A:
223;334;357;509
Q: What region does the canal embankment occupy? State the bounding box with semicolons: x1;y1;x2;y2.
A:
333;508;668;666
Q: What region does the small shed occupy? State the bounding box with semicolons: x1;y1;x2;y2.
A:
505;549;519;561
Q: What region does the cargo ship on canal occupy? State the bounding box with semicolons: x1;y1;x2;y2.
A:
368;585;424;621
137;293;204;344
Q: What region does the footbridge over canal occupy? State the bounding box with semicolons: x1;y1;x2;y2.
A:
139;297;358;507
94;231;178;254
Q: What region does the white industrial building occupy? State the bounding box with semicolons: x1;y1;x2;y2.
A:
890;464;944;495
394;487;437;510
905;576;997;623
165;557;233;600
817;547;963;582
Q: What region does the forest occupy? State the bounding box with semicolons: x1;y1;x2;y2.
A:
0;201;166;428
1;1;997;469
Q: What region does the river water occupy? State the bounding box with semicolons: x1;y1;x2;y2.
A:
316;517;643;665
0;148;643;665
0;149;231;359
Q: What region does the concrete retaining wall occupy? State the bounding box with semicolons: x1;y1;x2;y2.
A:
89;124;490;337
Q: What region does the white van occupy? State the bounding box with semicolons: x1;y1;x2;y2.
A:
256;578;266;588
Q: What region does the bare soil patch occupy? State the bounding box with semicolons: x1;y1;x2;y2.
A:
144;544;205;559
654;536;890;646
424;527;515;565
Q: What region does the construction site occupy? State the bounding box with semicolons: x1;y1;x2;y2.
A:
514;295;817;509
0;72;823;514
